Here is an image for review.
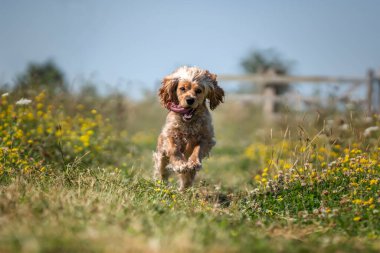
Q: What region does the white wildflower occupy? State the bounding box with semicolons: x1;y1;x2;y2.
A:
250;188;260;195
339;123;349;131
363;126;379;137
1;92;9;97
16;98;32;106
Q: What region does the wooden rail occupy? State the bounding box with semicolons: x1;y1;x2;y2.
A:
218;74;366;84
217;69;379;120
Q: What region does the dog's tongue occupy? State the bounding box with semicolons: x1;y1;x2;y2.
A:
167;102;196;121
167;102;192;114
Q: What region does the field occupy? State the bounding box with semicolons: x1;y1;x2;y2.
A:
1;90;380;253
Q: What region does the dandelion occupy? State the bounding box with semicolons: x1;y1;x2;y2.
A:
353;216;361;221
16;98;32;106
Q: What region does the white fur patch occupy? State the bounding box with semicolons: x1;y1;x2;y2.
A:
168;66;214;90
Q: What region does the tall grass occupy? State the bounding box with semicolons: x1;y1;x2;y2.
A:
0;90;380;252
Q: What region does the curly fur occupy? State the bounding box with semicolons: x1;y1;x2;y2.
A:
154;66;224;190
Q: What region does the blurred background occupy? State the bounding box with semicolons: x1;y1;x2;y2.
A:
1;1;380;183
1;0;380;99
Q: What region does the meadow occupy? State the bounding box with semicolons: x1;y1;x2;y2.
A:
0;89;380;253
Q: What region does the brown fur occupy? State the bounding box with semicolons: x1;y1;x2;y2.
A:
154;66;224;190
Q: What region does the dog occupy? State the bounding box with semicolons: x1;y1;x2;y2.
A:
153;66;224;190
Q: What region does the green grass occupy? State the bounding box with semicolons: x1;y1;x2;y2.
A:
1;167;379;253
1;91;380;252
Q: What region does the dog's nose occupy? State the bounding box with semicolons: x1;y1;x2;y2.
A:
186;98;195;105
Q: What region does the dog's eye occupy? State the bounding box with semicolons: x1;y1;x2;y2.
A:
195;89;202;94
179;87;186;91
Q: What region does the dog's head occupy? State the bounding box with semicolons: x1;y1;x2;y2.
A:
158;66;224;120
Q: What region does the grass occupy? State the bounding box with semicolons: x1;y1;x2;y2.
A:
0;90;380;252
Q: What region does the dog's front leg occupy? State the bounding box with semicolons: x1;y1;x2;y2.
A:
187;139;215;171
187;144;202;171
167;138;188;173
178;142;207;190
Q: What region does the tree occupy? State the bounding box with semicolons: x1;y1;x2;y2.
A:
241;48;293;95
14;60;68;96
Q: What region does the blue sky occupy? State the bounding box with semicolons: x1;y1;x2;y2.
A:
1;0;379;97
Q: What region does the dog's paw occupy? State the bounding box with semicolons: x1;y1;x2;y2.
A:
172;160;202;174
172;162;189;174
187;160;202;171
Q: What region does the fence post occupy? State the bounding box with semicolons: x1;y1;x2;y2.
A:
263;86;275;121
367;69;374;113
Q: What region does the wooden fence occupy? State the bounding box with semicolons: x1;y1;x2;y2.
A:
218;69;379;119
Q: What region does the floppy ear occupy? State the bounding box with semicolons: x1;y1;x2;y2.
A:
206;72;225;110
158;77;178;108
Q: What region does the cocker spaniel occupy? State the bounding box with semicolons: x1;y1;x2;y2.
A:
153;66;224;190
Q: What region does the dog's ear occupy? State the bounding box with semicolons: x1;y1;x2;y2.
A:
158;76;178;108
206;72;225;110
